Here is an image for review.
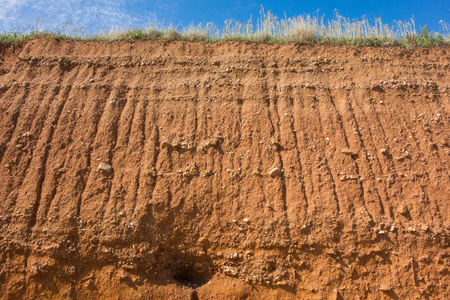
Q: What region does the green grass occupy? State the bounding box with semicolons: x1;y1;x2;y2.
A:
1;9;449;47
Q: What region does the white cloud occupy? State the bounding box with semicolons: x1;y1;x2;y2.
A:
0;0;28;22
0;0;175;33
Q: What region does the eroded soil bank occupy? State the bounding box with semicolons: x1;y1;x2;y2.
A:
0;39;449;299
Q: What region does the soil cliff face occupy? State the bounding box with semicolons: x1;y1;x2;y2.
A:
0;39;449;299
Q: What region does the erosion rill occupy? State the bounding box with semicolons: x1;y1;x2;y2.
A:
0;39;449;299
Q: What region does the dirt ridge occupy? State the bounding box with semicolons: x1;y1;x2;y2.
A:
0;39;449;299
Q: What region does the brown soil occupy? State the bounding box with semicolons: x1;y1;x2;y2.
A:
0;39;449;299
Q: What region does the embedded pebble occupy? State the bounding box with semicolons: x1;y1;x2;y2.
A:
407;227;417;233
397;204;408;215
161;141;172;149
98;163;113;173
420;224;429;232
189;167;199;176
252;171;263;177
205;137;222;147
341;148;358;156
379;283;392;291
271;141;282;149
269;168;282;178
18;55;32;62
201;169;213;177
370;83;381;90
276;280;288;286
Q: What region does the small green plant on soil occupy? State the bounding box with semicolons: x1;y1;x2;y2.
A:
216;69;225;80
415;25;445;46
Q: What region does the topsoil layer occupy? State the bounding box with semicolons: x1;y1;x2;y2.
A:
0;39;449;299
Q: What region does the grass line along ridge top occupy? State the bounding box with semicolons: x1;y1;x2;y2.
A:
1;8;450;46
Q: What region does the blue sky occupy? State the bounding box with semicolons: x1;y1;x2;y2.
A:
1;0;449;34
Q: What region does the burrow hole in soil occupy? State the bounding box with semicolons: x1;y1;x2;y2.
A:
173;267;213;288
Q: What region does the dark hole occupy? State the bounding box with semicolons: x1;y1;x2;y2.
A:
173;268;212;288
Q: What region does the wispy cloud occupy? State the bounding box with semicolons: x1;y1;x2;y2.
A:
0;0;177;33
0;0;28;23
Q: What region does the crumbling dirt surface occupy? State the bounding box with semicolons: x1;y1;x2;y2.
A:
0;39;449;299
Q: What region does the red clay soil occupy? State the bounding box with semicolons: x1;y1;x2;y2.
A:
0;39;449;299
